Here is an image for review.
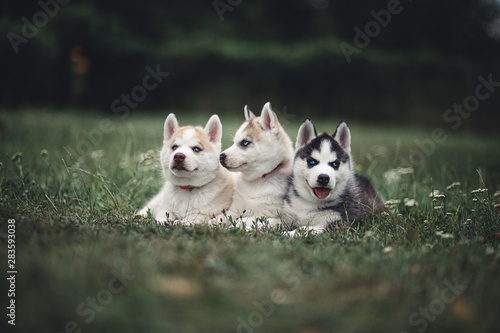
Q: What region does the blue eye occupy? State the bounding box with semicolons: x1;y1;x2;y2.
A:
172;145;178;150
240;140;251;147
193;147;202;152
330;161;340;169
307;159;318;166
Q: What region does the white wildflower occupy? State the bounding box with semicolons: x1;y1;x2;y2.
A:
90;150;104;159
40;149;49;158
485;247;495;255
429;190;440;197
436;231;454;239
397;167;414;175
383;167;413;184
384;170;400;184
434;206;443;210
471;188;488;194
364;231;376;238
404;198;418;207
446;182;461;191
383;246;393;253
139;149;156;162
385;199;401;205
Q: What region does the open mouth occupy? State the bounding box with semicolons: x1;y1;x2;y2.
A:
307;182;330;199
313;187;330;199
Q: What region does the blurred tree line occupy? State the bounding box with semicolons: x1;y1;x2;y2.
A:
1;0;499;130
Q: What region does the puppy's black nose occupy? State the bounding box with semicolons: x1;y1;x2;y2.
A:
174;153;185;163
317;174;330;186
219;153;226;163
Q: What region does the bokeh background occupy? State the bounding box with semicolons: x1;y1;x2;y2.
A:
1;0;500;131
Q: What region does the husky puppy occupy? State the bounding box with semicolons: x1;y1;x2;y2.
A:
219;102;294;228
283;119;384;234
137;114;235;224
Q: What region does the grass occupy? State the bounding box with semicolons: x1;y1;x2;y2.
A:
0;108;499;333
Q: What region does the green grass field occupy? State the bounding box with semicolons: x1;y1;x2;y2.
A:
1;109;499;333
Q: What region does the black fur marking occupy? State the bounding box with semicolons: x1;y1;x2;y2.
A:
295;133;349;163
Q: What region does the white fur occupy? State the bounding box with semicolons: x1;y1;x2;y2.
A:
219;102;294;229
137;114;234;224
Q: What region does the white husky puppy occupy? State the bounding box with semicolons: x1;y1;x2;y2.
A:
283;118;384;235
218;102;294;228
137;114;235;224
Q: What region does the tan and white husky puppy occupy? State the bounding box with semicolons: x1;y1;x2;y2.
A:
137;114;235;224
219;102;294;228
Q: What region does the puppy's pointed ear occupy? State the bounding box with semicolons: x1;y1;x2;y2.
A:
244;105;256;121
259;102;279;132
296;118;317;150
333;121;351;154
204;115;223;146
164;113;179;141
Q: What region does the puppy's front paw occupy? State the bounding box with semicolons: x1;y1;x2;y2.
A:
155;210;171;225
135;207;150;219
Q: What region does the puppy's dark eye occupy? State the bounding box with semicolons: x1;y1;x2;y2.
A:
240;140;251;147
307;158;318;166
192;147;202;152
172;145;178;150
330;160;340;169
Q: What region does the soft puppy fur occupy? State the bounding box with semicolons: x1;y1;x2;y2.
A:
219;102;294;227
137;113;234;224
283;118;384;234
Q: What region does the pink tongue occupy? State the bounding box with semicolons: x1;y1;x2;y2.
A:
314;188;330;199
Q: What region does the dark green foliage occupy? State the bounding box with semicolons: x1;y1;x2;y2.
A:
1;1;500;129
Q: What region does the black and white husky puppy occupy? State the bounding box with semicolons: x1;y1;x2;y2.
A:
283;119;384;234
